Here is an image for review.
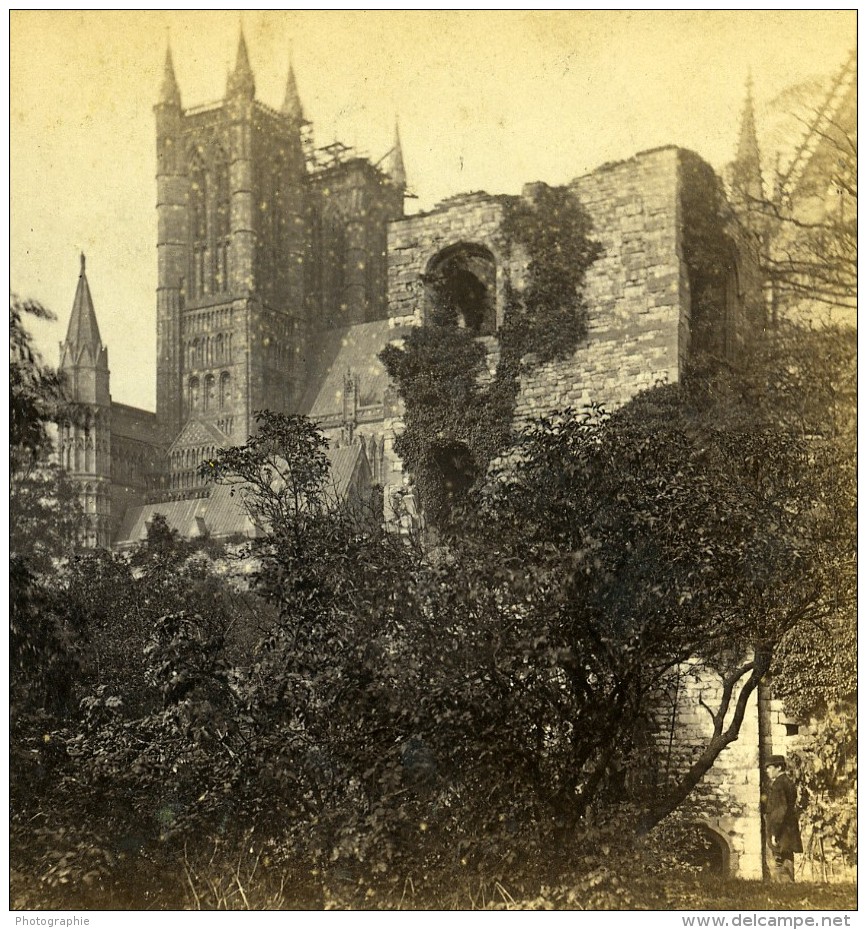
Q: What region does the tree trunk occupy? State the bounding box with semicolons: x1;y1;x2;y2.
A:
636;646;772;836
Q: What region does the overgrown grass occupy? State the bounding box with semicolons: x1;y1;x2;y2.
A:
11;863;856;912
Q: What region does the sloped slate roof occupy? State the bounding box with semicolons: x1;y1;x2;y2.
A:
115;483;253;546
300;320;396;418
325;442;368;501
115;442;371;546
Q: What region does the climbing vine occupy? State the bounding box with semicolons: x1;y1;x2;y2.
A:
380;184;600;528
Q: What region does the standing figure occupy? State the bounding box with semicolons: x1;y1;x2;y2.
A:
764;754;803;882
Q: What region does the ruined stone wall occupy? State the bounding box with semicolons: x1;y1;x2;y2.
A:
387;193;514;329
386;149;694;422
383;148;769;878
515;147;687;422
653;662;764;880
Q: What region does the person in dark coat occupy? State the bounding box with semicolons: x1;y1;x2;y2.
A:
764;754;803;882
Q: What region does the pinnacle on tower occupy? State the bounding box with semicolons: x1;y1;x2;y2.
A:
227;27;255;99
386;119;406;188
731;74;763;205
63;252;104;358
282;59;304;122
159;42;182;108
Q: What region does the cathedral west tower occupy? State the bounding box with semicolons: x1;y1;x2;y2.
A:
155;32;315;490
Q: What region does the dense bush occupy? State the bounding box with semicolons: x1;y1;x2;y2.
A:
9;300;855;907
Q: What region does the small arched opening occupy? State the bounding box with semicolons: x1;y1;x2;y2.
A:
681;821;732;878
424;243;497;334
430;440;478;514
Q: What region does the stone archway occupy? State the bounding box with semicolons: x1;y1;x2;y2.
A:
687;820;733;877
424;242;497;334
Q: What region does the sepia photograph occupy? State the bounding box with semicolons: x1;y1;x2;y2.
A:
9;10;856;915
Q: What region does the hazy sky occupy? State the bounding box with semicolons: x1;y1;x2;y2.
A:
10;10;855;410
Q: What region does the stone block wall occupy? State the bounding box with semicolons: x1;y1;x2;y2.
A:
387;193;513;329
386;149;695;423
515;147;686;422
653;661;763;879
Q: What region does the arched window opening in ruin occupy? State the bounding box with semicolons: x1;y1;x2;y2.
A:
431;440;478;509
425;243;497;334
688;244;741;363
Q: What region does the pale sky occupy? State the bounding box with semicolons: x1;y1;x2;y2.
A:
10;10;856;410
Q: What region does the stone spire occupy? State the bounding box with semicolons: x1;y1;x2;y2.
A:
281;58;304;122
386;119;406;188
227;27;255;99
159;42;181;109
59;253;109;407
731;74;763;205
62;253;104;359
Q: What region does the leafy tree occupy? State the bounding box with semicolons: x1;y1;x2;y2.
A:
429;320;854;838
10;294;64;464
10;295;81;568
9;295;81;721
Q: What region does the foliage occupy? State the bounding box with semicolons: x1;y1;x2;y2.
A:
428;318;854;836
10;558;81;721
499;183;601;364
381;184;600;527
10;294;64;466
9;296;82;725
200;410;330;531
10;311;854;906
789;709;856;874
10;461;82;572
10;295;81;569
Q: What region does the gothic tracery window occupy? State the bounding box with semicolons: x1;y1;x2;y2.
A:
204;374;215;412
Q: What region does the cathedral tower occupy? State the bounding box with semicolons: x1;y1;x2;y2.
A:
155;32;312;491
152;33;407;493
58;254;112;547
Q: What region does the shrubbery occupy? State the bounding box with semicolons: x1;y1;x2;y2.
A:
9;298;855;908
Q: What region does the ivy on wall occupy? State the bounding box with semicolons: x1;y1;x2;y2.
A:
380;184;600;528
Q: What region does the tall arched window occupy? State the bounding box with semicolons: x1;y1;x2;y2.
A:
214;151;230;292
324;208;348;322
220;371;231;409
204;374;215;412
188;376;200;413
190;157;208;297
